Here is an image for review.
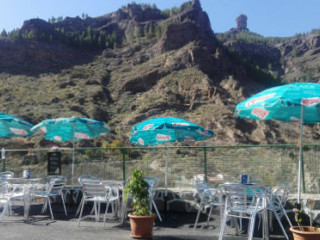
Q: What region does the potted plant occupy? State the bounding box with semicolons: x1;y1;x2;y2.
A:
290;201;320;240
124;169;155;239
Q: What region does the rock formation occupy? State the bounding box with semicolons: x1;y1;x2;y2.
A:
229;14;249;34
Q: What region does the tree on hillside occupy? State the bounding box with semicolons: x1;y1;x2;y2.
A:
57;16;64;22
82;13;89;19
7;29;21;39
0;29;7;37
147;24;155;39
98;31;107;48
136;28;142;39
155;26;162;39
48;16;56;23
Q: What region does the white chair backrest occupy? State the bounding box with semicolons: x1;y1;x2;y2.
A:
104;181;121;199
82;180;106;198
195;180;224;205
144;176;158;198
0;171;14;180
78;175;100;185
0;181;9;196
273;182;291;206
222;183;263;209
45;176;67;194
0;181;18;200
195;181;213;198
40;178;57;195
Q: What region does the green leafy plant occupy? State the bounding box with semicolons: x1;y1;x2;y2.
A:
124;169;150;216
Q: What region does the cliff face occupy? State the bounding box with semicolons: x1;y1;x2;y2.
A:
1;0;320;148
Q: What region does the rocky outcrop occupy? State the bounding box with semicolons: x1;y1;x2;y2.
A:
224;40;282;71
125;3;162;22
0;38;93;74
21;18;55;37
278;34;320;57
229;14;249;34
158;0;216;52
236;14;248;31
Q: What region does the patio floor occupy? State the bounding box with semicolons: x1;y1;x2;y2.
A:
0;202;292;240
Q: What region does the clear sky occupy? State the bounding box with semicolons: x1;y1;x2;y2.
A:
0;0;319;37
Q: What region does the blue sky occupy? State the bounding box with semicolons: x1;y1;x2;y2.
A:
0;0;319;37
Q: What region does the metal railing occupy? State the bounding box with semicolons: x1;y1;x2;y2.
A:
2;144;320;194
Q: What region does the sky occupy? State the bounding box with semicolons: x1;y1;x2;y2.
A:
0;0;320;37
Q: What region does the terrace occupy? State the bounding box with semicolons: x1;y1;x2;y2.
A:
1;201;289;240
1;144;319;240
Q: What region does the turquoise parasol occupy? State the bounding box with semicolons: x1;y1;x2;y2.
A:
0;112;33;138
129;117;214;196
31;117;110;184
0;112;34;171
129;117;214;146
235;82;320;203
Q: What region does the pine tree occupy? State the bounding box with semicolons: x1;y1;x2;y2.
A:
57;16;63;22
98;31;106;48
147;24;155;39
136;28;142;39
0;29;7;37
155;26;162;39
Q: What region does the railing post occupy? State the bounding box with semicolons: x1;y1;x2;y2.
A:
204;147;207;182
1;148;5;172
121;148;126;183
2;159;5;172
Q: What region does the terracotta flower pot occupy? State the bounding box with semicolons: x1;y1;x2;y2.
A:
128;213;156;239
290;226;320;240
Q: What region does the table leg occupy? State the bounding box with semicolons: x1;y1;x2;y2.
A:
262;197;269;240
23;186;31;221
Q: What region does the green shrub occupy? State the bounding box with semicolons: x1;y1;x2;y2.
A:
124;169;150;216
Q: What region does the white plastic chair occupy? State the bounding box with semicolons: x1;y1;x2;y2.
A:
41;175;68;217
0;181;12;222
267;182;292;231
219;183;265;240
144;176;162;222
78;179;120;227
75;175;101;216
102;180;123;219
194;180;224;229
31;178;57;219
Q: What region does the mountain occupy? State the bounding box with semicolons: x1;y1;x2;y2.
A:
1;0;320;148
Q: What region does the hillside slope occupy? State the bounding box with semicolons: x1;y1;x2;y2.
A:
1;0;320;148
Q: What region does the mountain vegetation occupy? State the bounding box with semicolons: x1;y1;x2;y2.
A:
1;0;320;149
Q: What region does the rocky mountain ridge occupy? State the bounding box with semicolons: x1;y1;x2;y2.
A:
1;0;320;148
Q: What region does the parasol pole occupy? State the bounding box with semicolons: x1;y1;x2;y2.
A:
165;146;169;197
164;125;171;197
163;145;169;219
164;124;171;219
298;105;304;204
72;121;75;186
